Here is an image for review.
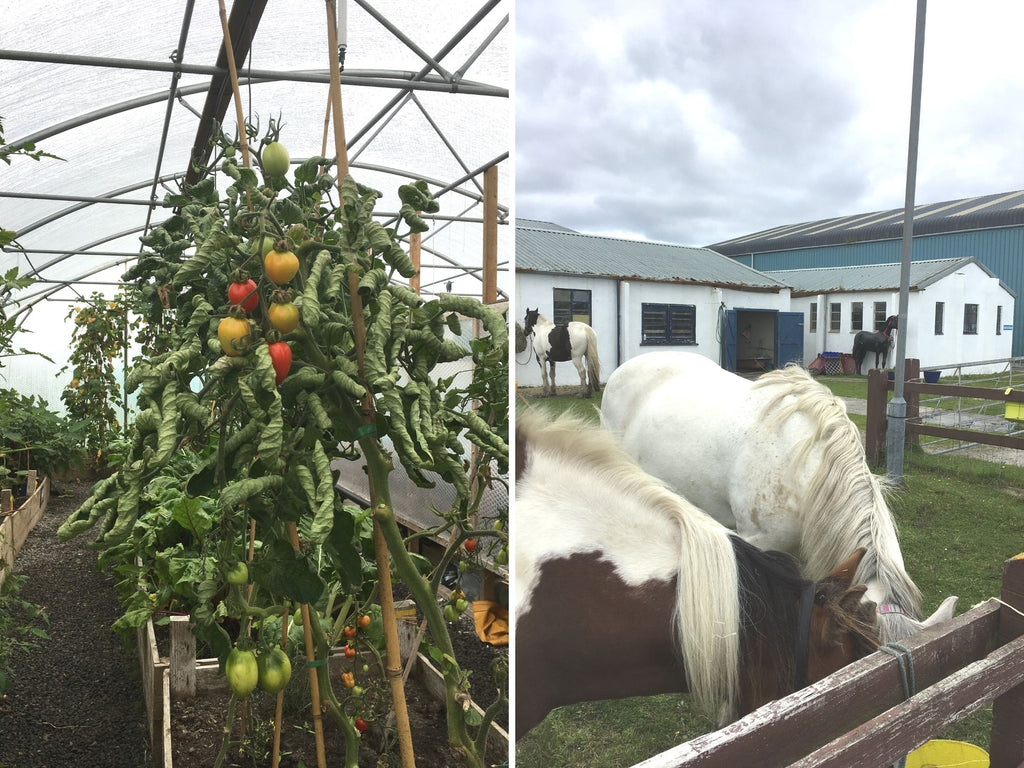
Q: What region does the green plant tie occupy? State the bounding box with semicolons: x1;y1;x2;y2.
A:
306;657;328;668
353;423;376;438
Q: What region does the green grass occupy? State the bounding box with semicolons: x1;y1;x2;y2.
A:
514;388;1024;766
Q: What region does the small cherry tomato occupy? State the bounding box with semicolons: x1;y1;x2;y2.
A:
344;644;356;658
357;614;371;628
354;716;368;732
463;538;477;553
344;626;357;639
341;671;355;688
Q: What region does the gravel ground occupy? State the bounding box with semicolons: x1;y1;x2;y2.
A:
0;480;152;768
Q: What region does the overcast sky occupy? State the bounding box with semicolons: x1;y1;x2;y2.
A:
515;1;1024;247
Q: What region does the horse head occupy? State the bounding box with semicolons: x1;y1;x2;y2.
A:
806;548;880;683
523;307;539;336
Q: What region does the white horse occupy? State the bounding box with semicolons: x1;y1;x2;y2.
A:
600;351;957;643
522;308;601;398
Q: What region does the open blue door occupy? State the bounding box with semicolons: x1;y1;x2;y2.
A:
777;311;804;367
721;309;738;371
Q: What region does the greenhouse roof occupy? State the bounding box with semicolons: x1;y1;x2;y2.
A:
1;0;510;315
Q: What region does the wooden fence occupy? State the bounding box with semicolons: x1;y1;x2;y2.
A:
0;471;49;591
865;358;1024;464
634;555;1024;767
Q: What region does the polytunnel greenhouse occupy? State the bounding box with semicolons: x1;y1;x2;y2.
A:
0;2;509;766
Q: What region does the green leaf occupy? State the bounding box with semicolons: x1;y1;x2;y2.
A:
250;548;325;604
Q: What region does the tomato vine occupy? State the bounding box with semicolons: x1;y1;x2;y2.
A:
58;124;508;767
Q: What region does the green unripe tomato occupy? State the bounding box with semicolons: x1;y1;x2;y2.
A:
262;141;290;177
225;648;259;698
225;561;248;585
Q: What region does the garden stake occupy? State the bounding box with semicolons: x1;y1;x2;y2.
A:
217;0;254;210
272;605;289;768
288;520;327;768
347;267;418;768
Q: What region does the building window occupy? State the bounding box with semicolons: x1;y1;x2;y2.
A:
553;288;591;326
873;302;887;331
997;305;1003;335
809;302;817;333
963;303;978;335
851;302;863;331
935;302;944;335
829;302;841;332
641;303;696;345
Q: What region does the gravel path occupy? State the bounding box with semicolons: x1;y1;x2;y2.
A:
0;480;152;768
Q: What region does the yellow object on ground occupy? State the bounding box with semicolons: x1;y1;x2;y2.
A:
906;739;989;768
472;600;509;646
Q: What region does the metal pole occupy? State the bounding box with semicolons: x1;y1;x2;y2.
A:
887;0;927;483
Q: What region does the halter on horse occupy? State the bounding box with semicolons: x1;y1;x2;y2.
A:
515;410;880;740
522;308;601;398
600;351;957;643
852;314;898;374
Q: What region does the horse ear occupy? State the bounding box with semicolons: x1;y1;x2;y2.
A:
826;547;867;588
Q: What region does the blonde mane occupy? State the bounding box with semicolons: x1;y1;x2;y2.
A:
751;366;922;637
517;407;743;719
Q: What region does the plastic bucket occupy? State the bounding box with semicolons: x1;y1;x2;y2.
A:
923;370;940;383
905;739;989;768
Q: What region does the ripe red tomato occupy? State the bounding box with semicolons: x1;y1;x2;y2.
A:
344;626;357;639
357;614;371;628
463;538;477;553
354;717;368;732
228;278;259;313
264;247;300;285
267;341;292;384
344;644;356;658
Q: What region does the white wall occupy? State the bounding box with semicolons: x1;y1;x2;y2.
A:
515;272;619;388
798;262;1014;373
515;271;792;386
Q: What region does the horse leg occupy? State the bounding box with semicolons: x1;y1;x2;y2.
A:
547;361;557;397
537;356;551;397
573;353;589;398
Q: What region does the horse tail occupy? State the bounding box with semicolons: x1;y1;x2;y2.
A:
668;498;741;720
584;325;602;392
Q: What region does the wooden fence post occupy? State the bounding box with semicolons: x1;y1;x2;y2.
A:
26;470;37;498
169;615;196;699
1;489;11;514
990;554;1024;767
865;369;888;464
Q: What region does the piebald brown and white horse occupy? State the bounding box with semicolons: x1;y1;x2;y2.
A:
600;351;957;644
515;410;880;740
522;308;601;398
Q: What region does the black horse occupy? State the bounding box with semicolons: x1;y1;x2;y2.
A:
852;315;898;375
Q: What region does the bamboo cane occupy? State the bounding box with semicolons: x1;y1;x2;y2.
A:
272;605;289;768
216;0;254;175
288;520;328;768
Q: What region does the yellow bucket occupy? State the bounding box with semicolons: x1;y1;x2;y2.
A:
906;739;989;768
1006;388;1024;421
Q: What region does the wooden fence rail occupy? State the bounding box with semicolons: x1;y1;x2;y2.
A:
634;555;1024;767
0;471;48;591
865;359;1024;463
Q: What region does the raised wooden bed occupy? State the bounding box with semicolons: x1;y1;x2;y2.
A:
0;470;49;591
137;602;508;767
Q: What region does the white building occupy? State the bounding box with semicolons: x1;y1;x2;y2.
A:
515;220;796;388
767;258;1016;375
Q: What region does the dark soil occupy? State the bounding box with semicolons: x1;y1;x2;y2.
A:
0;480;508;767
0;480;152;767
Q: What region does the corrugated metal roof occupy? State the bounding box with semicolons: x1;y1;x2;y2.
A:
516;223;788;290
516;218;579;233
766;256;1016;298
709;189;1024;256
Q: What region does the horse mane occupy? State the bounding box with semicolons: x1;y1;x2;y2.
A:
517;407;743;718
750;366;923;634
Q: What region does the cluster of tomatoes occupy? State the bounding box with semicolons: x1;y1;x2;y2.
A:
340;612;374;734
217;235;302;385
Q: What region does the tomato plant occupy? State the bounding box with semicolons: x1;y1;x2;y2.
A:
58;121;509;768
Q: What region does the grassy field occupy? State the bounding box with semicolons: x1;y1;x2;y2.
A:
515;383;1024;767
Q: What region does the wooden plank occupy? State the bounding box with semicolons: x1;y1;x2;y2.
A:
1;488;11;514
991;556;1024;767
789;633;1024;768
865;369;888;463
169;615;196;699
907;422;1024;450
161;670;173;768
632;601;1000;768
